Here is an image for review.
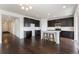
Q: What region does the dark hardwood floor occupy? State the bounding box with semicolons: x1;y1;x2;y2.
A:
0;33;79;54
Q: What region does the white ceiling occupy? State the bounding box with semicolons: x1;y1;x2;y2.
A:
0;4;77;20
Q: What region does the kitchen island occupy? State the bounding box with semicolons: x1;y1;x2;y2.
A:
41;30;61;44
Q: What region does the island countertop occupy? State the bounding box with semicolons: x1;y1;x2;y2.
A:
41;30;61;44
43;30;61;32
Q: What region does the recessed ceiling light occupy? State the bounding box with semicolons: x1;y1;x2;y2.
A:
26;8;29;11
19;4;23;6
62;5;66;8
19;4;32;11
48;13;50;15
29;6;32;10
21;6;24;10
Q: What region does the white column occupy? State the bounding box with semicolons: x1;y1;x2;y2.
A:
74;5;79;42
31;24;35;37
41;31;43;39
15;18;20;38
55;32;60;44
40;18;47;31
19;17;24;46
74;14;79;41
20;17;24;39
40;18;47;39
0;14;2;44
74;5;79;50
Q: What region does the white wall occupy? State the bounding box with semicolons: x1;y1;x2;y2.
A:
2;19;10;32
2;15;13;32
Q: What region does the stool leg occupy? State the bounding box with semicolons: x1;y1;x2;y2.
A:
48;33;55;42
53;34;55;42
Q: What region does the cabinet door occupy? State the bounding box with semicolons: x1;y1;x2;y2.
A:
48;17;74;27
60;31;74;39
24;31;32;39
48;20;55;27
35;20;40;27
35;30;41;39
60;18;74;27
24;17;40;27
30;19;34;24
48;21;52;27
24;18;30;27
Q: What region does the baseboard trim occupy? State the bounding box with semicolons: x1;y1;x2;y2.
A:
2;31;10;33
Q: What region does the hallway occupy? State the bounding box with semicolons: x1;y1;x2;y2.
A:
0;33;78;54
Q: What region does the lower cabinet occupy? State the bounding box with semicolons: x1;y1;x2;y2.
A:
24;31;32;39
60;31;74;39
24;30;41;39
35;30;41;39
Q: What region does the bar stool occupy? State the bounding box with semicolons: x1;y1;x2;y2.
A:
43;32;48;40
48;33;55;42
42;32;49;44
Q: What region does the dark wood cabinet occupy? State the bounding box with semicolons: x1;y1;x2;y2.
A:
29;19;32;23
24;31;32;39
35;30;41;39
34;20;40;27
48;17;74;27
60;31;74;39
24;17;40;27
24;30;41;40
24;18;31;27
48;20;55;27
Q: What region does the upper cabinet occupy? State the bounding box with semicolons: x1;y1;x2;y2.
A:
48;17;74;27
48;20;55;27
34;20;40;27
24;18;31;27
24;17;40;27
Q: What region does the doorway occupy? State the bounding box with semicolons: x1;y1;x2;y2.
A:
2;15;19;45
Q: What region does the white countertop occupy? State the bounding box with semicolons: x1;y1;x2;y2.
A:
42;30;61;33
47;27;74;31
